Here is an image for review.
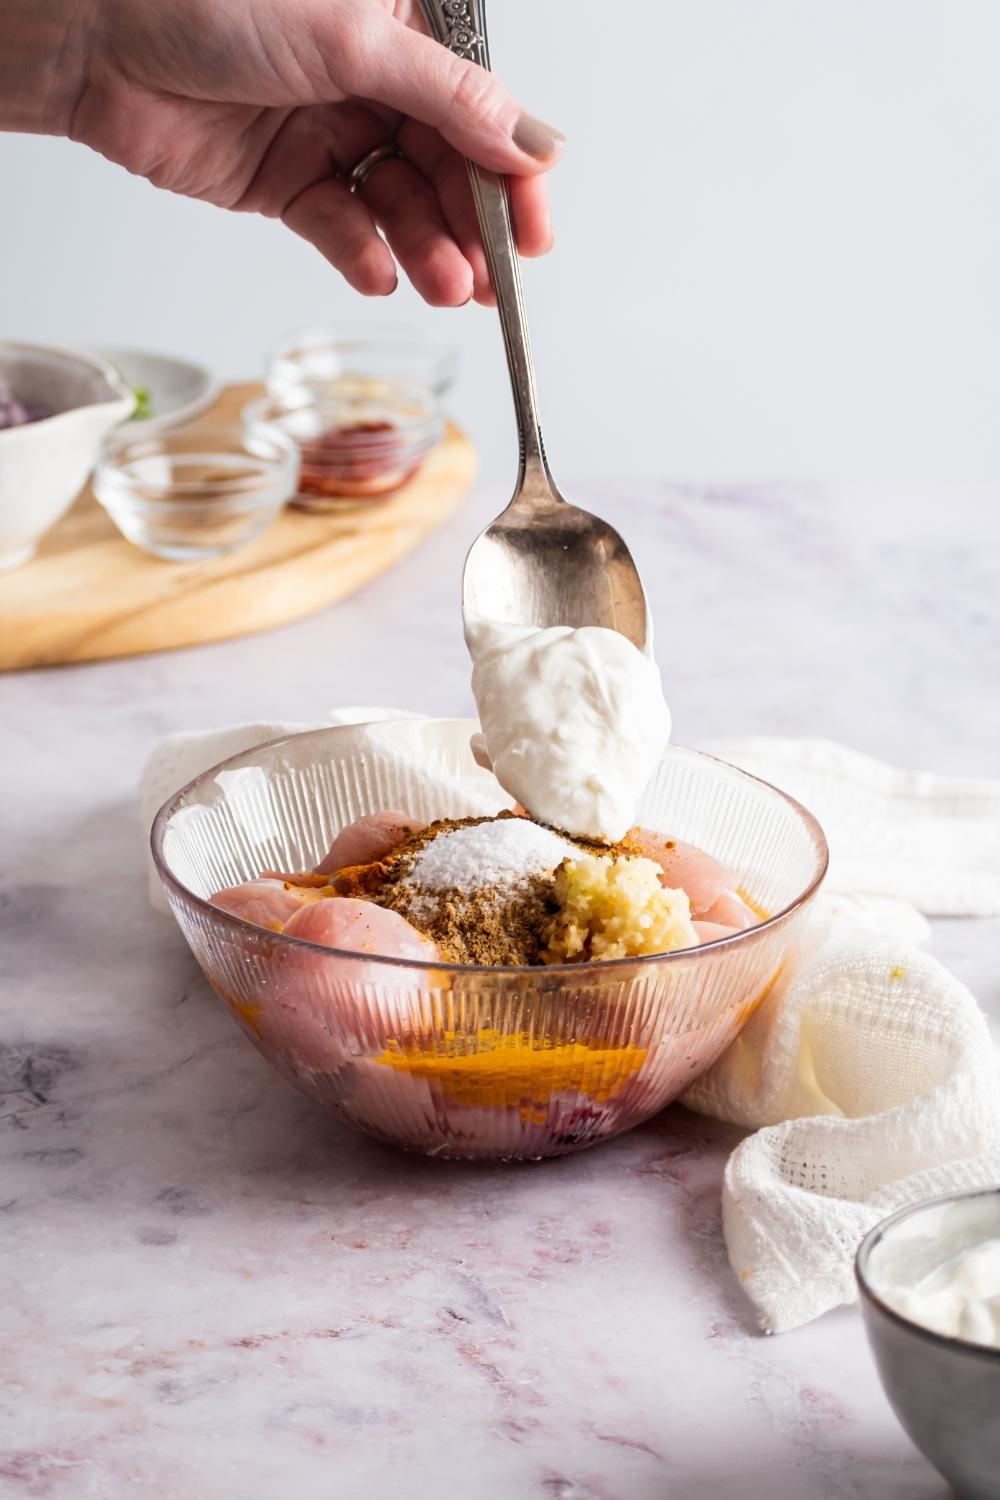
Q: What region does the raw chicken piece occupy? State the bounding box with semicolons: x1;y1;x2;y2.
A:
314;812;424;876
210;879;306;932
699;890;757;930
212;890;439;1085
626;829;738;917
693;920;741;944
282;897;440;962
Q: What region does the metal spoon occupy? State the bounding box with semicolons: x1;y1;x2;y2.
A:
418;0;651;652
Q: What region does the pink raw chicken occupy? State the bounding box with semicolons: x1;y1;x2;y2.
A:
314;811;424;875
210;879;307;931
693;920;741;944
282;897;440;962
699;890;757;930
627;829;740;918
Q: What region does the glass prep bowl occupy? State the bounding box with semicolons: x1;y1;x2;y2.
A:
151;719;827;1161
265;323;457;402
94;423;298;561
242;383;442;513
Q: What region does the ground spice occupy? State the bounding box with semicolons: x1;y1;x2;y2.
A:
374;1029;648;1116
331;813;635;965
297;421;418;500
382;870;556;965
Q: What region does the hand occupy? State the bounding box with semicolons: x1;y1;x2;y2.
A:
4;0;564;306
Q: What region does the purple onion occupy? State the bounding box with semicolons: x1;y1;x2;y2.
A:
0;395;52;430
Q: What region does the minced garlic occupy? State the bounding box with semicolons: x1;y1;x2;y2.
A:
542;855;697;963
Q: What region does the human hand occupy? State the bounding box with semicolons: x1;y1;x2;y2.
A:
8;0;564;305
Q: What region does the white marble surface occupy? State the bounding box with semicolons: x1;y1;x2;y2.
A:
2;477;998;1499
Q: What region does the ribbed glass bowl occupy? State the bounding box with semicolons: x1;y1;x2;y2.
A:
152;719;827;1160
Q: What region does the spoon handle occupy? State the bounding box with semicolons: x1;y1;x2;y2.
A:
417;0;554;496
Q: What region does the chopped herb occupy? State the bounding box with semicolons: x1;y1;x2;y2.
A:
130;384;153;420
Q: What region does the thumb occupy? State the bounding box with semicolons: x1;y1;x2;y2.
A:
337;7;565;173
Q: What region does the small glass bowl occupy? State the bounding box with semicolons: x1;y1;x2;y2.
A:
243;382;443;513
265;323;456;402
94;424;299;561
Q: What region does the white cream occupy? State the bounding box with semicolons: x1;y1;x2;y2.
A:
465;615;671;842
880;1238;1000;1348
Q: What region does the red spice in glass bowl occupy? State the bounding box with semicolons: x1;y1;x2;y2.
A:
242;384;443;512
298;420;420;501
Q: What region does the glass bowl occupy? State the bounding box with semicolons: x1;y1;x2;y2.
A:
265;323;457;402
242;384;443;513
151;719;828;1161
94;423;299;561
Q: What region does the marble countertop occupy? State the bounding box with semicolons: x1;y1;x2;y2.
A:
3;478;998;1500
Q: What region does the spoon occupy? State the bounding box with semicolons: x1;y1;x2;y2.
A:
417;0;651;652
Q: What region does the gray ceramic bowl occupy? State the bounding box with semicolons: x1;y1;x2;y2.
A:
857;1188;1000;1500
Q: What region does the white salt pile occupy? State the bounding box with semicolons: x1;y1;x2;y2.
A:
404;819;579;898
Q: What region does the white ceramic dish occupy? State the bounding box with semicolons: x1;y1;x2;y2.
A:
92;347;217;439
0;343;135;572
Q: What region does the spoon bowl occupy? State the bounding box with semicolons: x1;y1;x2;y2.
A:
464;485;650;648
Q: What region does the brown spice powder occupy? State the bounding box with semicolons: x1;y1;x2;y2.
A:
382;872;556;965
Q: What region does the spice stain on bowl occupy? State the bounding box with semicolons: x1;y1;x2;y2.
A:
374;1030;649;1116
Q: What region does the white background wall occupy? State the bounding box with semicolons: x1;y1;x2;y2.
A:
3;0;999;488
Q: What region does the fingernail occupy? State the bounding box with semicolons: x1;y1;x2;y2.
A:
512;113;565;161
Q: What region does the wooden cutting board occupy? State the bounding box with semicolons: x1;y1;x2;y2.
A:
0;381;475;671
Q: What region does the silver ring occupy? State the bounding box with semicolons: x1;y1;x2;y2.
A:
345;143;403;194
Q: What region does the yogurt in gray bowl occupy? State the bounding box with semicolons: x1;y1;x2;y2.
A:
857;1188;1000;1500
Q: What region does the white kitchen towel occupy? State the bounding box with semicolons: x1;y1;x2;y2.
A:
683;907;1000;1331
139;714;1000;1332
708;736;1000;918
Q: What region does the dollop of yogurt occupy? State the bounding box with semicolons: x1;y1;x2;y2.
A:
880;1237;1000;1348
465;615;671;842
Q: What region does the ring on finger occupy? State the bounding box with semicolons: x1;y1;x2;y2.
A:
344;143;404;195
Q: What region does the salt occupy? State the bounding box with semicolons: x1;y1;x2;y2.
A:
404;819;579;896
